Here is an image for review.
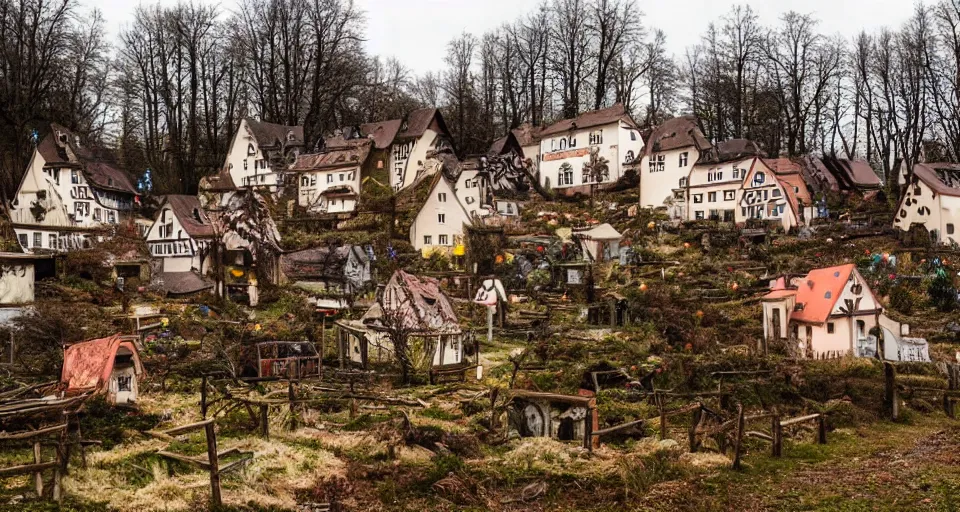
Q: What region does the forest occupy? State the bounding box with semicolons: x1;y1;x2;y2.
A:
0;0;958;196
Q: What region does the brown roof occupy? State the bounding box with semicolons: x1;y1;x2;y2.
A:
246;118;304;148
913;163;960;197
61;335;142;394
642;116;712;157
200;167;237;192
698;138;764;164
360;119;403;149
397;108;446;140
163;195;215;238
540;103;637;138
512;123;542;147
839;159;882;188
765;158;812;205
160;271;214;295
281;245;368;281
291;140;372;172
36;123;137;194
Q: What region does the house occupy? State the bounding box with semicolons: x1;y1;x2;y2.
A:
253;341;320;379
145;195;215;274
799;156;882;198
61;334;144;404
11;123;139;252
761;264;928;361
506;390;598;448
280;245;372;301
735;158;801;232
490;122;542;165
765;158;819;221
572;223;622;262
636;116;712;212
894;163;960;245
219;118;304;193
455;159;493;219
334;270;473;378
410;172;474;257
290;138;372;216
359;108;454;192
686;139;764;222
537;104;643;195
0;252;55;326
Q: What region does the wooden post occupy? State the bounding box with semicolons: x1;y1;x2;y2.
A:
817;414;827;444
771;412;782;458
489;388;500;431
656;392;667;441
33;440;43;497
583;407;594;452
319;314;326;379
732;404;745;470
259;404;269;439
487;306;494;343
688;405;702;453
53;424;67;503
884;362;899;421
200;375;208;419
288;381;297;431
349;398;358;419
944;364;957;420
204;421;222;508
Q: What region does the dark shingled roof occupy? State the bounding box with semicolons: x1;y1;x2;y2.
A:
291;139;372;172
540;104;637;138
489;123;544;155
36;123;137;194
246;118;304;148
642;116;712;157
360;119;403;150
163;195;215;238
913;163;960;197
397;108;446;140
200;167;237;192
160;271;214;295
697;138;765;164
282;245;368;281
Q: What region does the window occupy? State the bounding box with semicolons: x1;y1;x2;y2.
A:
589;130;603;145
465;196;475;204
630;131;637;141
695;211;704;220
559;138;567;150
679;177;688;188
568;136;577;148
93;208;101;221
49;234;56;248
657;154;665;172
772;189;781;198
108;211;116;224
18;234;26;248
708;192;717;202
424;235;432;245
438;234;449;245
754;172;765;185
949;224;956;235
561;166;574;185
438;213;446;224
339;173;345;181
33;233;41;248
438;193;447;202
733;168;740;179
708;171;723;182
301;176;309;187
693;194;703;203
723;190;736;201
247;143;256;156
310;175;317;186
327;174;334;183
71;170;80;184
679;152;689;167
914;185;922;195
348;172;355;180
827;323;835;334
243;159;248;170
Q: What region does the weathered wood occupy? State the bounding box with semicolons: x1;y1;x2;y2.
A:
592;419;645;437
157;450;212;470
163;419;215;436
947;365;959;419
771;412;783;458
33;441;43;496
217;456;251;475
817;414;827;445
780;413;821;427
688;405;703;453
583;407;594;451
745;431;773;442
884;362;899;420
732;404;745;470
259;404;269;439
288;381;297;431
200;376;208;419
0;423;68;441
204;421;222;507
0;461;58;478
657;393;667;441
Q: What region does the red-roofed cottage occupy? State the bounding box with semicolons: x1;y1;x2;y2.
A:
61;335;144;404
761;265;927;361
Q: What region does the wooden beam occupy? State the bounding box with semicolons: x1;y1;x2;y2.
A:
0;461;59;477
0;423;67;441
163;419;215;437
156;450;212;470
780;413;821;427
204;421;222;507
592;419;645;437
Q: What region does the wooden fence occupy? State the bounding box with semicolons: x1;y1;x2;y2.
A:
0;423;69;502
884;362;960;420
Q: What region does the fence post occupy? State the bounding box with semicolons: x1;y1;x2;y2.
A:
288;381;297;431
817;414;827;444
771;412;782;458
945;364;958;420
688;404;703;453
33;440;43;497
200;375;208;419
732;404;745;470
656;392;667;441
204;421;222;508
259;404;269;439
884;362;898;421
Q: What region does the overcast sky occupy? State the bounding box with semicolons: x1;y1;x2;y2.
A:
100;0;916;74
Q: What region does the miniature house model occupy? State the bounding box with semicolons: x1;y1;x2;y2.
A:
61;335;144;404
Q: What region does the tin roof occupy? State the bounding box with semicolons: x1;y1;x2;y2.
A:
61;334;143;395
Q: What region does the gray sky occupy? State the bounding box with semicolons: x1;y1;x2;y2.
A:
100;0;915;74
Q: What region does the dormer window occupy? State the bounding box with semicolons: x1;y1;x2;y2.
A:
286;130;295;142
193;208;203;223
247;143;256;156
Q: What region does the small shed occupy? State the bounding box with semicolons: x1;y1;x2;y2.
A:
507;390;598;448
61;335;144;405
255;341;321;379
573;224;622;262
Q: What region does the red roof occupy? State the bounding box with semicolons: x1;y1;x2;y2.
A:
61;335;143;395
789;264;856;324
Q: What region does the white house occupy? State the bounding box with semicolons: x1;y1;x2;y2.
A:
410;173;474;256
359;108;453;192
894;163;960;245
537;104;643;195
636;116;712;211
686;139;764;222
219;118;304;193
455;162;492;219
145;195;215;274
490;123;542;166
290;138;372;216
736;158;800;232
11;124;139;253
762;264;927;361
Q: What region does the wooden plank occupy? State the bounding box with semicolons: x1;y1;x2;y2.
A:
33;441;43;496
156;451;212;470
745;431;773;442
163;419;215;436
732;404;745;470
205;421;222;507
592;419;645;437
217;456;252;475
780;413;821;427
0;423;68;441
0;461;59;477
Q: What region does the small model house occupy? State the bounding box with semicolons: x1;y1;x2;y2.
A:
686;139;764;223
281;245;372;310
636;115;712;212
894;163;960;245
761;264;927;361
572;223;622;262
290;138;372;216
61;335;144;404
221;118;304;193
360;108;454;192
0;252;55;325
735;158;801;232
